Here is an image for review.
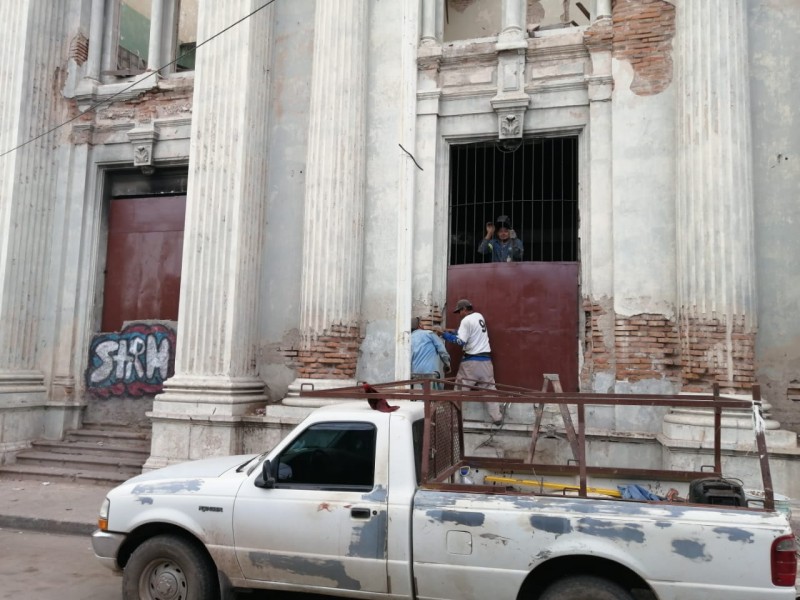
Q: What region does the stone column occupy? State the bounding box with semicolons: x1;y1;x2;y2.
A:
498;0;527;46
596;0;612;19
147;0;166;72
420;0;438;45
660;2;787;465
674;0;756;393
146;0;272;469
86;0;105;80
0;1;68;456
283;0;368;406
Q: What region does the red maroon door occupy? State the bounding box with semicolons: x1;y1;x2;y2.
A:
101;195;186;332
446;262;579;392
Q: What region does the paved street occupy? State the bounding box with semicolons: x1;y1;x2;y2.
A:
0;527;334;600
0;528;120;600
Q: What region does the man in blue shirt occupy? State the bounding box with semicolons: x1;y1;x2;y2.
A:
410;317;451;386
477;215;524;262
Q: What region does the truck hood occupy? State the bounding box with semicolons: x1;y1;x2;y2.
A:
123;454;257;486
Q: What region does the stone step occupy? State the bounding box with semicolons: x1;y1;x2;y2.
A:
64;427;150;447
13;450;145;474
31;439;150;459
0;464;133;487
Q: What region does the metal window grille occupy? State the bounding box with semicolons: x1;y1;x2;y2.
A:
448;137;579;265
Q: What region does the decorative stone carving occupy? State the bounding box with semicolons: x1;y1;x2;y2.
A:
499;111;522;137
127;124;159;171
133;145;151;166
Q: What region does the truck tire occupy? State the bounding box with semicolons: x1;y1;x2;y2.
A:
539;575;634;600
122;534;219;600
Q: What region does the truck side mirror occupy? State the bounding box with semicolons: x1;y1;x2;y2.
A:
254;459;275;489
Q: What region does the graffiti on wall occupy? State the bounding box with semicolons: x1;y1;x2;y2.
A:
86;322;176;398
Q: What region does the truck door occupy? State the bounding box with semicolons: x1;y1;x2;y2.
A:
233;420;389;594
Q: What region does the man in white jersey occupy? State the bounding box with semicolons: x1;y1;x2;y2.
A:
442;299;503;424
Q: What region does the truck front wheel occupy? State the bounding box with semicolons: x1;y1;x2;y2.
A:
122;534;219;600
539;575;634;600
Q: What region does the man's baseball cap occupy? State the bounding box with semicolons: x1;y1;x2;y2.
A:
496;215;512;229
453;299;473;313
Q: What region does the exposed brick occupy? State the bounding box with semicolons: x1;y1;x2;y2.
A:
70;33;89;66
679;313;755;393
610;0;675;96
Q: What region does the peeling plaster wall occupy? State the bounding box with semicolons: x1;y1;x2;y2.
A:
359;0;417;384
748;1;800;430
610;59;677;321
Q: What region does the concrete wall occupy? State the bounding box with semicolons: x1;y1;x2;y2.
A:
749;1;800;431
257;0;314;402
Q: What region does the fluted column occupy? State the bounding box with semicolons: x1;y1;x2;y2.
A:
675;0;756;392
0;2;67;452
148;0;272;467
285;0;368;402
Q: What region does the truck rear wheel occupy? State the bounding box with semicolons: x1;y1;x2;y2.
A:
123;534;219;600
539;575;634;600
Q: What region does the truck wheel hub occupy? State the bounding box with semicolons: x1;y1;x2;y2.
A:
149;563;185;600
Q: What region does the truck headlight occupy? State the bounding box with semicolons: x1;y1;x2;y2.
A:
98;498;110;531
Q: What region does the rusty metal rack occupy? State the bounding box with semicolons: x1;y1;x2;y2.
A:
299;378;775;510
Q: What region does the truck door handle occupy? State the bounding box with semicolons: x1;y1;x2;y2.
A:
351;507;371;519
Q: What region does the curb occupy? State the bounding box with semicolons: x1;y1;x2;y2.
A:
0;515;95;536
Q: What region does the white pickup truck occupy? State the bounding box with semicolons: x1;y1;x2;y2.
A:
92;395;797;600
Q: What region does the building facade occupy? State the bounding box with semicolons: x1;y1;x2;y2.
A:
1;0;799;488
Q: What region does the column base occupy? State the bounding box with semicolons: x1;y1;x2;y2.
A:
661;393;798;450
270;377;359;421
44;375;86;439
0;370;48;462
144;374;268;469
144;412;242;471
153;374;267;417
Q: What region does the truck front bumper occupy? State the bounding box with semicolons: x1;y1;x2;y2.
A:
91;529;126;572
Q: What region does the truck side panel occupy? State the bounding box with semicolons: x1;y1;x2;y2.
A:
411;490;793;600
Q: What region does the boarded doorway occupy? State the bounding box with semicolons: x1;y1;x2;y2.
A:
446;137;579;391
101;171;187;331
89;170;187;426
446;263;578;391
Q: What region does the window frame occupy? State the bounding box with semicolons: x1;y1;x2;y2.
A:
96;0;195;83
272;421;378;492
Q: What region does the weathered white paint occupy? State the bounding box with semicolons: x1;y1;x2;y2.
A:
585;24;614;303
87;0;105;79
610;59;677;319
748;0;800;430
675;0;756;325
1;0;798;482
298;0;368;341
147;0;165;71
393;0;420;381
147;0;273;467
0;1;68;451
